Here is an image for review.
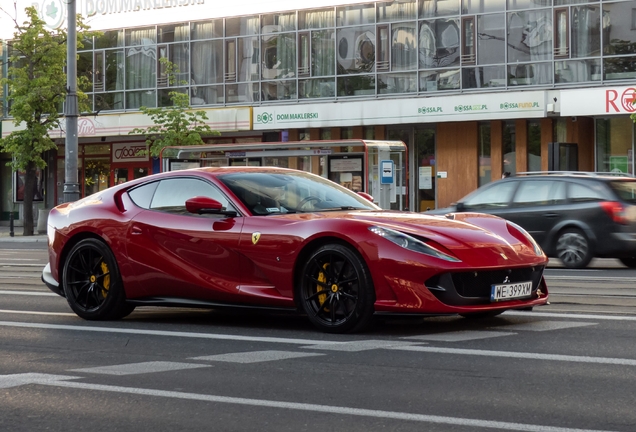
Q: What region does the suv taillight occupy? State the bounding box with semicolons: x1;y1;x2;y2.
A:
600;201;627;224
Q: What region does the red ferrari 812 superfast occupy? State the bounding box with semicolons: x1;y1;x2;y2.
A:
42;166;549;333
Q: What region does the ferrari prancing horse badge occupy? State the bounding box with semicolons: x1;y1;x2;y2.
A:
252;232;261;245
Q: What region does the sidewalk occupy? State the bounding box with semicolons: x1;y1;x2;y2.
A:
0;225;48;242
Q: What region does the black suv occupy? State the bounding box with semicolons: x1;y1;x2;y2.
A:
429;172;636;268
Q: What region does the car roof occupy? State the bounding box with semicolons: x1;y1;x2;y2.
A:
513;171;636;181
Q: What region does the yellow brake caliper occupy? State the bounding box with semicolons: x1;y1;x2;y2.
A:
317;263;329;311
100;261;110;298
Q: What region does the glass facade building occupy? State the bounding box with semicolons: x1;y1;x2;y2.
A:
51;0;636;112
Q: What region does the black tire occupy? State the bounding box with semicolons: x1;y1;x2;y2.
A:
300;243;375;333
62;238;134;320
555;228;593;269
460;310;504;319
619;257;636;268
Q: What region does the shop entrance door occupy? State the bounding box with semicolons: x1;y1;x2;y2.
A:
111;163;151;185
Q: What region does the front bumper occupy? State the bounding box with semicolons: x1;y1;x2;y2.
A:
41;263;64;297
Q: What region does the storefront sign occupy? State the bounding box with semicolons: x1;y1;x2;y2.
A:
561;86;636;116
112;143;148;162
253;91;546;129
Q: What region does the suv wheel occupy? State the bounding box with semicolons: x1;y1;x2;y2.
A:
555;228;593;269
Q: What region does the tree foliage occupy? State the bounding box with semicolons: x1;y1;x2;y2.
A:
0;6;93;235
129;58;219;158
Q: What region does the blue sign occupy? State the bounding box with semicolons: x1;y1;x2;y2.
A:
381;160;394;184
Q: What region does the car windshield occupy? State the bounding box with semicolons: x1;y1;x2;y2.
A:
609;180;636;204
218;171;380;215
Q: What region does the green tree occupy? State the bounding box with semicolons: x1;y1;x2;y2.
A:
0;7;93;235
129;58;219;158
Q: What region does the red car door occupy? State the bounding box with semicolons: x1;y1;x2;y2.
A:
123;177;244;302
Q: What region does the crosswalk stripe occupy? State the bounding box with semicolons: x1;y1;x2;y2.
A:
489;321;596;332
191;350;324;363
69;361;211;375
402;330;514;342
302;340;423;352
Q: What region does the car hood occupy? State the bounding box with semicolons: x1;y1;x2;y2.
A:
306;210;544;267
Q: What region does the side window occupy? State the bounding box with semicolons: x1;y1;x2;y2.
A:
128;181;159;209
568;181;606;202
463;181;517;209
512;180;566;206
149;178;234;215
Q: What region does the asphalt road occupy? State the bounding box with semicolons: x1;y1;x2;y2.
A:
1;248;636;432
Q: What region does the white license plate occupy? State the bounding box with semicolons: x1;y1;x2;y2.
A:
490;281;533;302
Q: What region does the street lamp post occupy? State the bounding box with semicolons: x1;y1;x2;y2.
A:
63;0;79;203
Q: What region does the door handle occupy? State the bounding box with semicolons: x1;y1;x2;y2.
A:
543;213;559;218
131;226;143;235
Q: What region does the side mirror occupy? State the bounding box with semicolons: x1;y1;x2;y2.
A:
185;196;237;217
455;202;466;212
357;192;374;202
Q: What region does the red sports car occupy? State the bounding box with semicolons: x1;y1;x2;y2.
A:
42;166;549;333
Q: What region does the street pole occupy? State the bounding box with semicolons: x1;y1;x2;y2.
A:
63;0;79;203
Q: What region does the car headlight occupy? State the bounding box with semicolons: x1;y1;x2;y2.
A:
506;221;544;256
369;226;461;262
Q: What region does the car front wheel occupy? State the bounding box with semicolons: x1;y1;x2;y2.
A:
300;244;375;333
555;228;593;269
62;238;134;320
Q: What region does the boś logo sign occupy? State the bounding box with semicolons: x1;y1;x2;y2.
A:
112;143;148;162
606;88;636;113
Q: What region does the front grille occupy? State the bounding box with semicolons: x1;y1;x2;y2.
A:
425;266;545;306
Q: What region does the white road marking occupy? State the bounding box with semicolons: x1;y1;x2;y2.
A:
505;311;636;321
191;350;324;363
0;309;75;317
0;290;59;296
0;373;80;389
0;258;40;261
0;321;344;346
0;263;47;267
17;377;612;432
545;275;635;281
491;321;596;332
403;331;514;342
70;361;211;376
389;346;636;366
302;340;423;352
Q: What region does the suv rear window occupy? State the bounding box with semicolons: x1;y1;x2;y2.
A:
609;180;636;203
568;182;606;202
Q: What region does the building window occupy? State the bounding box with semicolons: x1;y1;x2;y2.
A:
461;17;475;65
503;121;516;176
596;118;634;175
528;121;541;172
554;8;569;58
478;123;491;186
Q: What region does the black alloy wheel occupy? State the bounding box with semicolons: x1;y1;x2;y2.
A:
555;228;593;269
62;238;134;320
300;243;375;333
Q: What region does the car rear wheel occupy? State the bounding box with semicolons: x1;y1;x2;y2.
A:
300;244;375;333
62;238;134;320
555;228;593;269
